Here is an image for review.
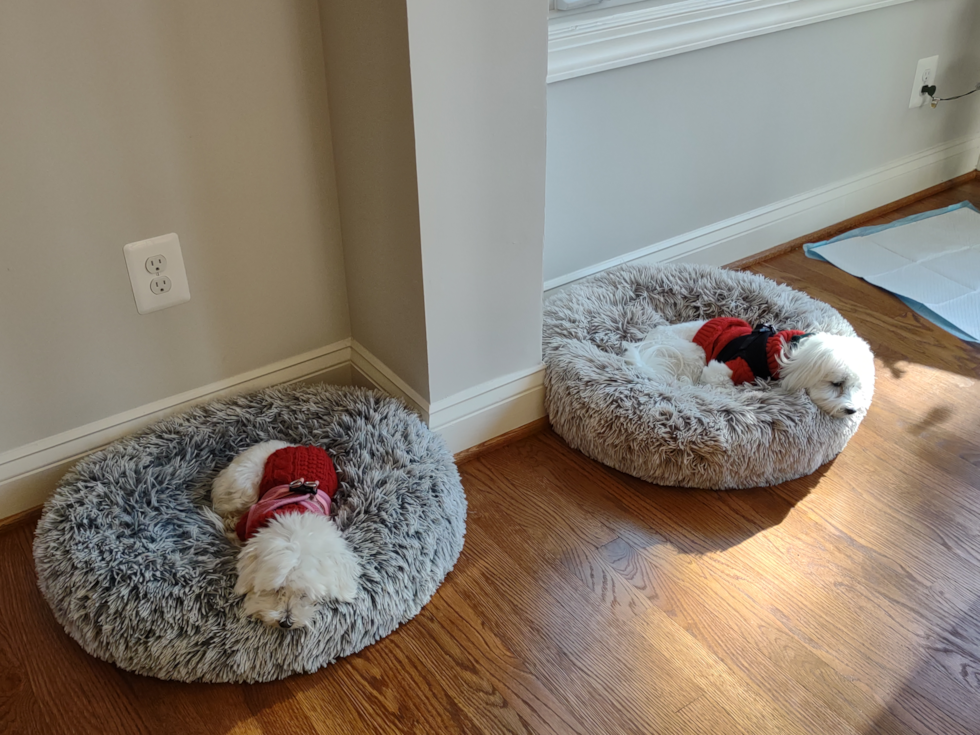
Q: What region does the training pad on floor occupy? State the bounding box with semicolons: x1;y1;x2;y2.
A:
805;202;980;342
543;263;870;490
33;384;466;683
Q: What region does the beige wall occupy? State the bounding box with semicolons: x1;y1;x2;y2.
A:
318;0;430;401
0;0;351;453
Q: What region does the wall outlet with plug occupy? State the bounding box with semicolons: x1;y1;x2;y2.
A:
123;233;190;314
909;56;939;108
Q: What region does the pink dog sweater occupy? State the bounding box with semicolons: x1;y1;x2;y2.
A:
235;445;338;541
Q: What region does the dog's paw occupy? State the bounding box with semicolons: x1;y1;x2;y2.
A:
622;342;643;366
699;360;735;387
234;512;360;628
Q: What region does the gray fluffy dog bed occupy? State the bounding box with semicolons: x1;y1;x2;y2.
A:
33;384;466;683
543;263;870;489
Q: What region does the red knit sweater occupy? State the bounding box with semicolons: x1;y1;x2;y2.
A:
235;445;338;541
692;317;805;385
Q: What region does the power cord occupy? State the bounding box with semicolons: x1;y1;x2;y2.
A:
922;82;980;108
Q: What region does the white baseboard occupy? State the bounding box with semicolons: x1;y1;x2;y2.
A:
348;341;547;454
349;341;429;420
1;334;548;520
427;365;547;454
544;133;980;295
0;340;352;520
350;353;547;455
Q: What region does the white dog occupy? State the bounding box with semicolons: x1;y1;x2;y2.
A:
211;441;360;629
623;317;875;418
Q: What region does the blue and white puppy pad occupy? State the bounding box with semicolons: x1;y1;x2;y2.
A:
805;202;980;343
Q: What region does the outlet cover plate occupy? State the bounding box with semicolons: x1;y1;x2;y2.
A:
123;233;190;314
909;55;939;109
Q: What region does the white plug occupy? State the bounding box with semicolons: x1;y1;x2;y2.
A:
909;56;939;109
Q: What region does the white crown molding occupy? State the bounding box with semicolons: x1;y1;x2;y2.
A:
548;0;914;82
544;133;980;294
0;340;352;519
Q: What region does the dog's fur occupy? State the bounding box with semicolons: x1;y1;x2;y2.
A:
211;441;360;629
623;320;875;418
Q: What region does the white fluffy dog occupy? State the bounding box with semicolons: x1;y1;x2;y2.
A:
211;441;360;629
623;318;875;418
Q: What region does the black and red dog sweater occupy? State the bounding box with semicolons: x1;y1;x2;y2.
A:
692;317;806;385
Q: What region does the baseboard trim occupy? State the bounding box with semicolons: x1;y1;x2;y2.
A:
428;366;547;455
349;341;429;420
1;337;548;521
725;169;979;270
0;340;352;520
453;417;550;465
0;504;41;532
351;356;549;456
544;134;980;295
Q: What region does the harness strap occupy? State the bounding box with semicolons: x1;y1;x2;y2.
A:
237;483;332;541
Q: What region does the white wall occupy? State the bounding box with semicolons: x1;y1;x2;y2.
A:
0;0;350;454
406;0;549;403
318;0;430;401
544;0;980;283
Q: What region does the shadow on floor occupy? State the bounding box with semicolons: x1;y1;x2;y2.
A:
599;455;835;555
864;595;980;735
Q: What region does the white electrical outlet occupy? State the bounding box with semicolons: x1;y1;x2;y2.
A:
123;233;190;314
150;276;172;294
145;255;167;274
909;55;939;108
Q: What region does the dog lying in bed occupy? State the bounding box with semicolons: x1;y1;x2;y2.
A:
623;317;875;418
211;442;360;629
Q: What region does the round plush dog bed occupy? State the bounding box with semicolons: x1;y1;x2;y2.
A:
543;263;870;489
33;384;466;683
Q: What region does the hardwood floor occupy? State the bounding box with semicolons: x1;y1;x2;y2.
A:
3;181;980;734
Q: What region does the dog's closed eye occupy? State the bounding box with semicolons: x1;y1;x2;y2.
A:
831;380;844;388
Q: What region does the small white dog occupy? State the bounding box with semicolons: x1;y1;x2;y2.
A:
623;317;875;418
211;441;360;629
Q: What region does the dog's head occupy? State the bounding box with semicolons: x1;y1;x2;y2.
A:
778;332;875;418
234;512;360;629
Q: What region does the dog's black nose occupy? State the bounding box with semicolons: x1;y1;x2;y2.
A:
279;619;292;629
844;407;857;415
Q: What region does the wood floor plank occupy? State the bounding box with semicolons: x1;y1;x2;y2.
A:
465;450;867;735
509;431;980;735
3;178;980;733
471;437;884;735
599;465;980;732
454;507;709;734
